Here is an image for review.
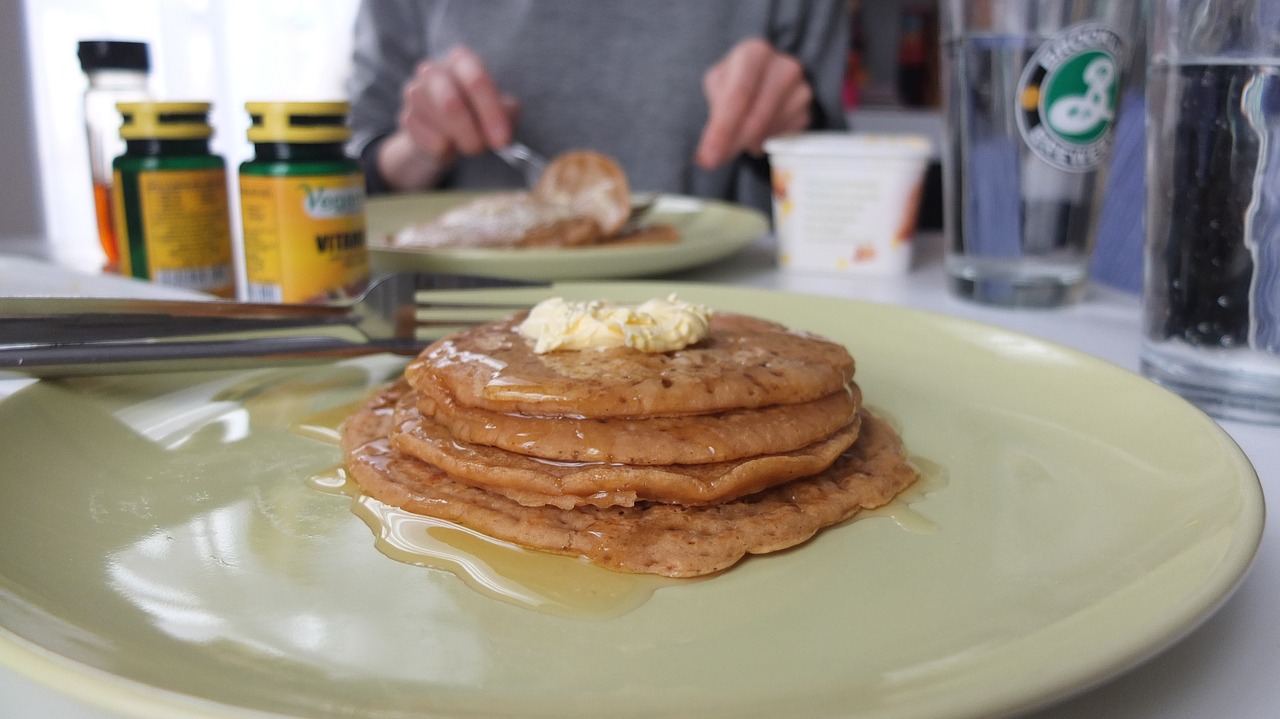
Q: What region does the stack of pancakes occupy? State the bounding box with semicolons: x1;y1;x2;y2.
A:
341;311;918;577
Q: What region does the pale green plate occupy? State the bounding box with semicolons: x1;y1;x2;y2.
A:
365;193;768;280
0;283;1264;719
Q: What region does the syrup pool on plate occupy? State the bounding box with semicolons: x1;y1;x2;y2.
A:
859;453;948;533
306;468;683;620
293;402;684;620
293;400;945;620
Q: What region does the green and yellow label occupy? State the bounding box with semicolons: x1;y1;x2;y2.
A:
114;167;235;297
240;174;368;303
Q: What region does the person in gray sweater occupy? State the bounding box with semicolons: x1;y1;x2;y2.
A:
346;0;850;213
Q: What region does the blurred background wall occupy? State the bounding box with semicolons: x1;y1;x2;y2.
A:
0;2;44;257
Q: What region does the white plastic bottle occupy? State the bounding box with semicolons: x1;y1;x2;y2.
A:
78;40;151;272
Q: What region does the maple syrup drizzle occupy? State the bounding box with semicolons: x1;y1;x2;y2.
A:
307;468;680;619
858;454;949;533
293;401;945;619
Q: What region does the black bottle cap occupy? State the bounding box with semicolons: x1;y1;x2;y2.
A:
78;40;150;73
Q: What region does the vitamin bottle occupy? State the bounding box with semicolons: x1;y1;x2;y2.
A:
78;39;151;272
239;101;369;303
111;101;236;298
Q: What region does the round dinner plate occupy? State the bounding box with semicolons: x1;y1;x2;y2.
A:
365;192;769;280
0;282;1264;719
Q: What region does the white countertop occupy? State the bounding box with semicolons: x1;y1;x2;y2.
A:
1;235;1276;719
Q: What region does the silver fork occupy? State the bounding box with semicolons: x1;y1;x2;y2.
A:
493;142;548;188
0;272;541;377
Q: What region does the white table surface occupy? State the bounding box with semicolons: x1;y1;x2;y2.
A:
1;234;1276;719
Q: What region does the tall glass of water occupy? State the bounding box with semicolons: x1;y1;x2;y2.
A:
941;0;1141;307
1141;0;1280;423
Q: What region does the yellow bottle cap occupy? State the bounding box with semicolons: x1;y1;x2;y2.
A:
245;101;351;144
117;101;213;140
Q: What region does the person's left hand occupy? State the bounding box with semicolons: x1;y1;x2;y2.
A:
696;38;813;169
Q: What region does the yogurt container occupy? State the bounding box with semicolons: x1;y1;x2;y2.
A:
764;132;931;275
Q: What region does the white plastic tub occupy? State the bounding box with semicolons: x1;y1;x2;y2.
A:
764;132;931;275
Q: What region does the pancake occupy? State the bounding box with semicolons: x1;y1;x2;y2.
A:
342;383;919;578
533;150;631;236
392;385;862;509
390;151;638;250
416;383;860;465
405;313;856;418
391;192;604;249
602;222;680;247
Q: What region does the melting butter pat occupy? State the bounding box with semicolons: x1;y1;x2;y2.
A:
518;295;712;353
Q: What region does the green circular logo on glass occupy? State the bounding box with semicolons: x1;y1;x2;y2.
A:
1016;23;1124;172
1041;50;1118;144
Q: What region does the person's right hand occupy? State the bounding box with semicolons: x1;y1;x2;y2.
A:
378;46;517;190
696;38;813;169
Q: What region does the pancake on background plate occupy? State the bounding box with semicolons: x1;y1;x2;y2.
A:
391;151;679;250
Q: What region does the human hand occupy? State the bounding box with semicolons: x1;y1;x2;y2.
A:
696;38;813;169
397;45;518;163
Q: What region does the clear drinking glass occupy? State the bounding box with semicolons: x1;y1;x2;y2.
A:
940;0;1141;307
1140;0;1280;423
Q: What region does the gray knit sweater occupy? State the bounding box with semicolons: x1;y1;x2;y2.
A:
346;0;849;212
